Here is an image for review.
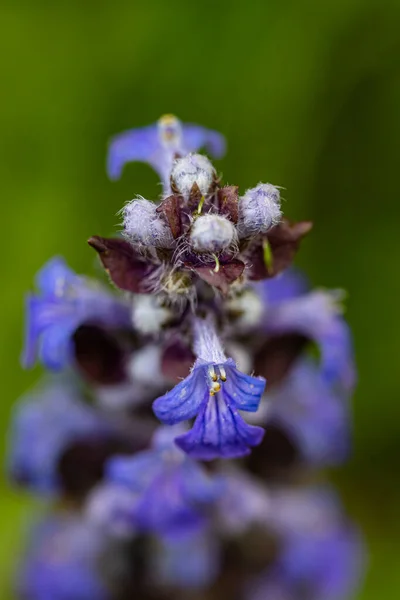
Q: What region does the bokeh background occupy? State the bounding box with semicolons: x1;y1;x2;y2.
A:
1;0;399;597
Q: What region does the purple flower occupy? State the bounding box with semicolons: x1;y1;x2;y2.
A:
86;482;139;538
104;426;222;537
260;288;355;392
238;485;364;600
17;514;110;600
253;268;309;306
247;524;364;600
262;361;350;466
219;476;342;539
217;469;272;535
8;379;110;493
153;317;265;459
23;257;130;370
107;114;226;191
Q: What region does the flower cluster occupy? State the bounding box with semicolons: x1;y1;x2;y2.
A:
9;115;364;599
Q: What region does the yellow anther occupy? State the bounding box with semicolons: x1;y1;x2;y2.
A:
209;365;218;382
210;389;215;396
159;114;179;142
212;381;221;393
219;366;227;382
159;114;177;125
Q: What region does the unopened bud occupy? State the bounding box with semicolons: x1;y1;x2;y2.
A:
123;198;174;248
238;183;282;238
170;153;215;201
190;214;237;253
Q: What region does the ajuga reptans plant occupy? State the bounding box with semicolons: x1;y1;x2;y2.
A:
9;114;364;600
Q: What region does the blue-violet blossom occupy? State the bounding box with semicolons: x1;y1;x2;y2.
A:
8;379;110;493
23;257;130;370
105;426;222;537
107;114;226;192
153;317;266;459
17;514;109;600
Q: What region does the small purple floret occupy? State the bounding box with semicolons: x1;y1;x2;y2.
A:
106;426;222;537
153;318;266;459
23;257;130;371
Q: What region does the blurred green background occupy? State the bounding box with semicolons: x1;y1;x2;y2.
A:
1;0;399;597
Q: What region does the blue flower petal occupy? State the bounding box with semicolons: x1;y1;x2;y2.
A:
153;366;208;425
18;515;109;600
107;119;226;182
320;317;356;392
224;363;265;412
247;524;364;600
22;296;78;370
152;424;188;450
40;323;77;371
266;361;350;466
253;268;309;307
107;452;161;491
102;427;220;538
266;291;356;393
180;124;226;158
107;124;159;180
134;471;206;537
180;461;224;504
277;527;364;600
175;394;264;460
8;381;108;493
35;256;77;297
22;296;43;368
23;258;131;371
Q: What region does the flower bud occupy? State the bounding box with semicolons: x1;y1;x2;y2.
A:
238;183;282;238
123;198;174;248
170;153;215;201
190;214;237;253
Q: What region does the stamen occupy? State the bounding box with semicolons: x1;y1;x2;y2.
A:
160;114;176;124
208;365;218;382
219;366;227;382
211;381;221;393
